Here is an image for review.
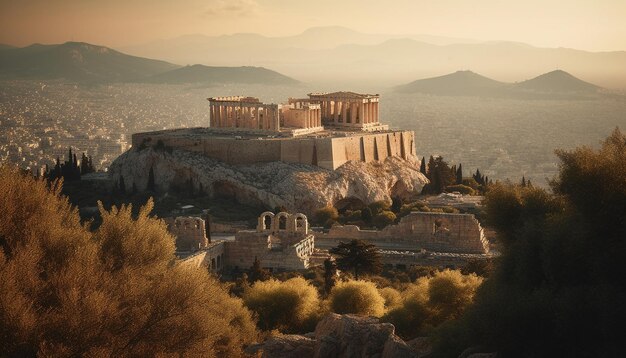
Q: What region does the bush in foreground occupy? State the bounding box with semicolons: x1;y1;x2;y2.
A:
243;277;321;333
0;165;257;357
328;280;386;317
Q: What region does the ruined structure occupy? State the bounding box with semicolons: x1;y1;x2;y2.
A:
315;212;490;254
114;90;428;213
207;96;280;131
164;216;208;251
178;213;315;272
131;91;411;171
225;212;314;271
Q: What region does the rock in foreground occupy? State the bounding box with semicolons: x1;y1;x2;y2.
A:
247;313;431;358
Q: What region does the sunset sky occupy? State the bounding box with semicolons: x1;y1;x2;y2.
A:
1;0;625;51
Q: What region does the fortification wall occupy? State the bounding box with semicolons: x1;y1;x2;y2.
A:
179;241;225;272
315;212;489;254
132;129;415;171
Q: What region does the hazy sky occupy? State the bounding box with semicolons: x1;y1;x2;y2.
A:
1;0;625;51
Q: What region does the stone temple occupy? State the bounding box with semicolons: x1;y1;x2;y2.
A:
131;91;415;170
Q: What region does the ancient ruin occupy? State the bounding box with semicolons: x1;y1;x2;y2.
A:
131;91;411;171
177;212;315;272
314;212;490;254
112;90;428;214
164;216;208;251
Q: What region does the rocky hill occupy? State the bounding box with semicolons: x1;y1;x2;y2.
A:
108;147;428;215
514;69;600;93
395;70;507;96
0;42;178;82
143;64;299;85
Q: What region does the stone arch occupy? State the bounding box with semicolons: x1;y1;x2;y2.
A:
273;212;291;232
257;211;275;232
294;213;308;234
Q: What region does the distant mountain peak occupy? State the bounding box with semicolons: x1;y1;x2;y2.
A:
516;69;600;92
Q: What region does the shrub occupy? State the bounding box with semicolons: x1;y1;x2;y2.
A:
328;280;385;317
382;270;482;340
314;206;339;226
373;210;396;229
369;200;391;215
0;165;257;357
243;277;320;333
379;287;402;310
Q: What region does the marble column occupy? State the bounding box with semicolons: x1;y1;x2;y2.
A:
333;101;338;124
373;101;379;123
341;101;347;124
350;102;357;124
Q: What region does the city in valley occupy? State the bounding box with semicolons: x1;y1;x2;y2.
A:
1;2;625;357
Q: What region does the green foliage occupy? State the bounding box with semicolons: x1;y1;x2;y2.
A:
243;277;321;333
248;256;271;283
330;239;382;280
373;210;397;229
0;165;257;357
314;206;339;227
382;270;482;340
323;259;338;295
423;156;456;194
361;207;373;223
434;128;626;357
368;200;391;215
328;280;386;317
379;287;402;310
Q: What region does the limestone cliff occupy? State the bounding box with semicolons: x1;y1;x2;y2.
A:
108;147;428;215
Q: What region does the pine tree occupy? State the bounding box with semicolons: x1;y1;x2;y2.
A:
521;176;527;187
147;165;156;192
330;239;382;280
456;163;463;184
426;155;436;181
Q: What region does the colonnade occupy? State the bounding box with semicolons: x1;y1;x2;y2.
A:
208;98;280;131
308;94;380;126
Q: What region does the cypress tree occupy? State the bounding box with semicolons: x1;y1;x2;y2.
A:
420;156;427;175
147;165;156;192
323;259;338;295
119;175;126;195
456;163;463;184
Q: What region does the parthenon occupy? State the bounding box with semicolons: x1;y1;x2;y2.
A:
207;91;388;135
208;96;280;131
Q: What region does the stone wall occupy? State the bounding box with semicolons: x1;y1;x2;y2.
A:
164;216;208;251
131;129;415;171
179;241;225;272
315;212;489;254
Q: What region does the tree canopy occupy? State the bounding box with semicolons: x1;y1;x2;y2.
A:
329;239;382;280
434;128;626;357
0;165;257;357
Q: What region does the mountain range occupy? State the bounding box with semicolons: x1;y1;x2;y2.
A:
118;27;626;89
0;42;299;85
396;70;603;98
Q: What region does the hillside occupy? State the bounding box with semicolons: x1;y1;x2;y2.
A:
514;69;600;93
143;64;299;85
395;70;508;95
0;42;179;82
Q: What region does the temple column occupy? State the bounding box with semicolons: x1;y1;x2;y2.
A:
350;102;357;124
358;102;364;124
333;101;338;124
373;101;379;123
363;103;370;124
341;101;347;124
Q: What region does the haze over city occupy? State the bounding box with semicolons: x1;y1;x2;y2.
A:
2;0;626;51
1;2;626;357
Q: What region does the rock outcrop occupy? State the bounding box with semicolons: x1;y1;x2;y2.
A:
247;314;431;358
108;148;428;215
